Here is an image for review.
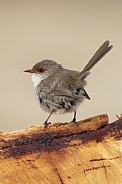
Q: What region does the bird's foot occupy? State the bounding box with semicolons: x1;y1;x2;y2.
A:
71;117;79;126
43;121;51;128
71;116;76;123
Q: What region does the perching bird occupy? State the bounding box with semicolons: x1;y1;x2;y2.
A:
24;41;113;127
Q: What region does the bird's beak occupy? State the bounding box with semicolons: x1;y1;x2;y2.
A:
23;69;34;73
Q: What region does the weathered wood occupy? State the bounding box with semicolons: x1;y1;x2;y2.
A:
0;114;122;184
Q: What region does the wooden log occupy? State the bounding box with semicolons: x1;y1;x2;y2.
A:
0;114;122;184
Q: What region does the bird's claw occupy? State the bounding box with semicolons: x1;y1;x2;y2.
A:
43;121;51;128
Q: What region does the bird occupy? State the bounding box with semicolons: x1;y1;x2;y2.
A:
24;40;113;127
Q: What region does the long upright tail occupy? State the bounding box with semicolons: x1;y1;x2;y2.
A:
80;41;113;78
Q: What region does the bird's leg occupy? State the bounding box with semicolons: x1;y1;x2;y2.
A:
71;111;76;122
43;111;53;128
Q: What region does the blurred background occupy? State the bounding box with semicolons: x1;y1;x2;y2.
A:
0;0;122;131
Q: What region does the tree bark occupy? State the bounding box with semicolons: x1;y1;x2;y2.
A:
0;114;122;184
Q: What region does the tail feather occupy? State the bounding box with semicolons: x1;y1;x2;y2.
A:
80;40;113;77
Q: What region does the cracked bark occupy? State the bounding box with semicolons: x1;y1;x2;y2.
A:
0;114;122;184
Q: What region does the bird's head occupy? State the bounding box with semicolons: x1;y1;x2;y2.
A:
24;60;63;87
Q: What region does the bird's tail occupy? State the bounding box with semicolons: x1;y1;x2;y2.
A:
80;40;113;79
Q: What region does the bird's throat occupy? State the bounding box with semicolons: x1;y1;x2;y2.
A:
32;74;44;88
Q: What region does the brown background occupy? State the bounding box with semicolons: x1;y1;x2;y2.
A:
0;0;122;131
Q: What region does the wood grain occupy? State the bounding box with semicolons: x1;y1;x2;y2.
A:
0;114;122;184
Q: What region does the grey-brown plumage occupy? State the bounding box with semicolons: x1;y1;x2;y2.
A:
24;41;113;127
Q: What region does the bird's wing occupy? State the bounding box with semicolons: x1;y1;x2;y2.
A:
39;70;89;100
51;87;90;101
52;88;76;99
39;80;76;99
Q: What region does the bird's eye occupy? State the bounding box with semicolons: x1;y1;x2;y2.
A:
39;68;44;72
